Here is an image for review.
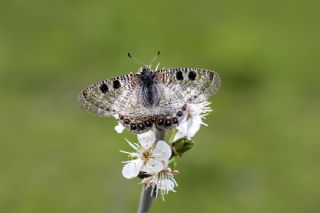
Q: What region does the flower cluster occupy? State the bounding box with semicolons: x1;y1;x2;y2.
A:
120;131;178;198
117;101;212;199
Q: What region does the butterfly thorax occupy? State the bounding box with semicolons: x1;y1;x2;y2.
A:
139;67;160;108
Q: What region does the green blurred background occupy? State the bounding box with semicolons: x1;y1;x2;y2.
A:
1;0;320;212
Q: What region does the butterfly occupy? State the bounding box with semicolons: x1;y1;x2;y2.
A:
77;65;221;134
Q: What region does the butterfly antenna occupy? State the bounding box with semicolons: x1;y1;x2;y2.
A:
128;52;145;66
149;50;160;65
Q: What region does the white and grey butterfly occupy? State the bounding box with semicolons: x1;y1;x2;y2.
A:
77;65;221;134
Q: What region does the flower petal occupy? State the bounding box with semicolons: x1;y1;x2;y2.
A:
122;159;143;179
115;122;125;133
158;179;176;192
186;116;202;139
188;102;212;116
137;131;156;148
173;118;188;141
153;140;172;162
142;159;164;174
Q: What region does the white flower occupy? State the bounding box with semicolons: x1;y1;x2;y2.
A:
137;130;156;148
121;131;172;179
173;101;212;141
115;122;125;133
142;168;178;200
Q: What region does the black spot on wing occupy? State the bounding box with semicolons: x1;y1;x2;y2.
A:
82;90;88;98
113;80;121;89
157;118;164;126
164;119;172;127
130;124;137;130
172;117;178;124
188;71;197;80
99;83;109;94
176;71;184;80
138;123;145;130
144;120;153;127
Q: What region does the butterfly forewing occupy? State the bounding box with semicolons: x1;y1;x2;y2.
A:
155;68;221;104
77;73;139;118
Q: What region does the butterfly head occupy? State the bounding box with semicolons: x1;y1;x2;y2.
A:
140;65;155;86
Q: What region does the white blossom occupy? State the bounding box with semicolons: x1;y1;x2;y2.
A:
142;168;178;200
137;130;156;148
174;101;212;141
115;122;125;133
121;131;172;179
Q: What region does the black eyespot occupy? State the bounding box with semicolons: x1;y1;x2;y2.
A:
99;83;108;94
113;80;121;89
176;71;184;80
209;72;214;81
144;120;152;127
177;111;183;117
123;119;130;125
172;117;178;124
157;118;164;126
130;124;137;130
138;123;145;130
165;119;172;127
188;71;197;80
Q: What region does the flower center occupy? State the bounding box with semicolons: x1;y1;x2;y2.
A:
141;149;151;160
